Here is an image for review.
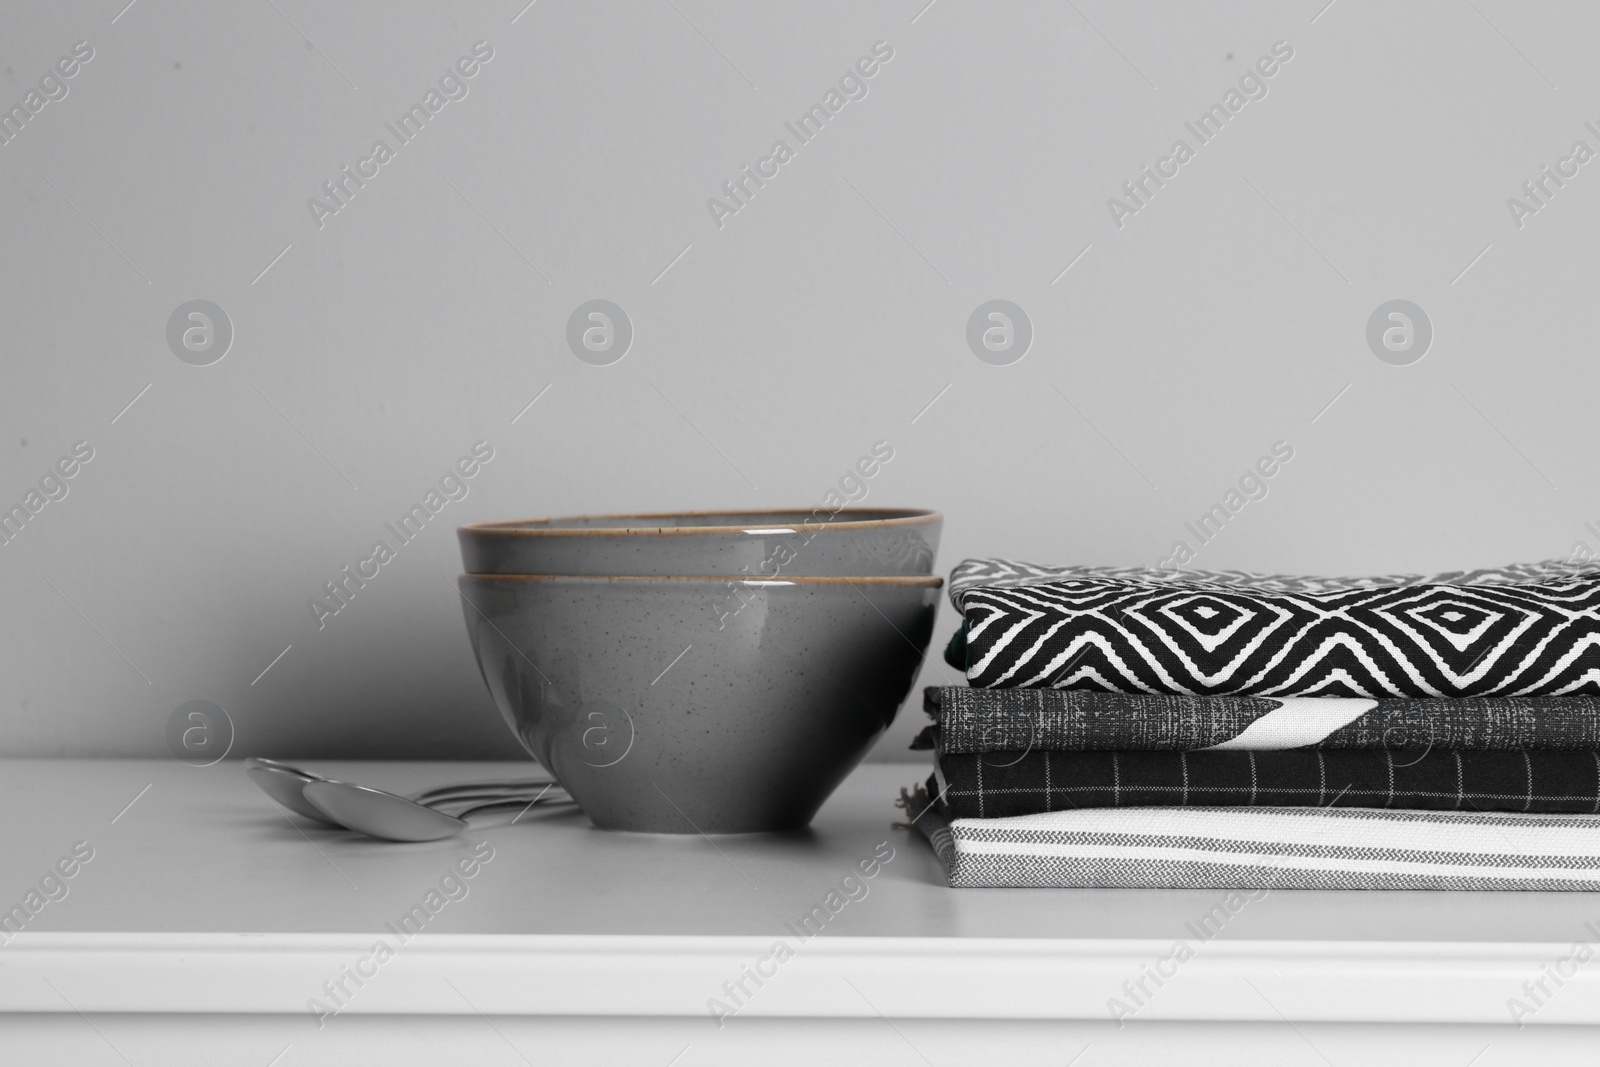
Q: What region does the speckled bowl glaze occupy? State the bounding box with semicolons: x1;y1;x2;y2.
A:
457;509;941;577
457;573;942;833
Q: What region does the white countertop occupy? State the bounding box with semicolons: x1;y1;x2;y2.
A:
3;759;1599;1025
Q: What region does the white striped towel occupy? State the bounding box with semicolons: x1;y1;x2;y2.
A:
900;785;1600;890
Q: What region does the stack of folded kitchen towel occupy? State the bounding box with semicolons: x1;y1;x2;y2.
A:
903;557;1600;890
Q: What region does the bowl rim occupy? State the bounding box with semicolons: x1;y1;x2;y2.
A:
457;573;945;587
457;507;942;538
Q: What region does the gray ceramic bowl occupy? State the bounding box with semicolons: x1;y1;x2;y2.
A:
457;573;942;833
457;508;941;577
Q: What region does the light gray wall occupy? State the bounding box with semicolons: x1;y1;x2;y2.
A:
2;0;1594;760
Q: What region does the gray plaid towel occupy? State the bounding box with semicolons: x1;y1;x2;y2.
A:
899;782;1600;890
918;687;1600;752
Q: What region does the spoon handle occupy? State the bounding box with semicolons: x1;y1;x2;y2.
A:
411;777;557;803
444;793;574;819
428;787;568;808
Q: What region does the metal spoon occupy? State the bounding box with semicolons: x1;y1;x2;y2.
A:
245;760;343;825
243;758;558;828
245;757;555;800
302;778;572;842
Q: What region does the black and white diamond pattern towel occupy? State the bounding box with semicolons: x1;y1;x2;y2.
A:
954;565;1600;698
900;784;1600;890
947;557;1600;612
922;687;1600;752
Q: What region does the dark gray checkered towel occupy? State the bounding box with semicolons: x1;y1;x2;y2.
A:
936;748;1600;818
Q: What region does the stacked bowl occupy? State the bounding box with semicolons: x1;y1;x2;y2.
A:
456;509;943;832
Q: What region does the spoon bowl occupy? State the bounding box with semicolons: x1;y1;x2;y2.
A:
245;763;341;826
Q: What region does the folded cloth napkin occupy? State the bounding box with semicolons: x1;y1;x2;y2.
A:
947;557;1600;610
899;784;1600;890
935;748;1600;818
949;567;1600;698
917;687;1600;752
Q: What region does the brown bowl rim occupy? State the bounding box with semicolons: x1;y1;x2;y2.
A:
457;573;945;587
457;508;942;539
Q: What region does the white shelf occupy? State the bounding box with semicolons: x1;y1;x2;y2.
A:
2;759;1597;1026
